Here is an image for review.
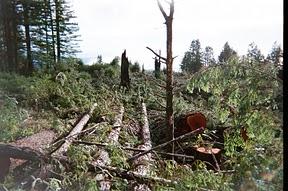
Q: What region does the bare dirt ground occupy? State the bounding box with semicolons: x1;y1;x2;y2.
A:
9;130;56;170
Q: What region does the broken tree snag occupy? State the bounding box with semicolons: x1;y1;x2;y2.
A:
52;103;97;157
120;50;130;88
175;112;207;137
131;103;152;191
93;106;125;191
154;55;161;79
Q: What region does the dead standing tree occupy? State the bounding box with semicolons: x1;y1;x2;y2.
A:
151;0;175;153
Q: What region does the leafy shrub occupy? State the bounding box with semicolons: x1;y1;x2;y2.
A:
0;96;31;142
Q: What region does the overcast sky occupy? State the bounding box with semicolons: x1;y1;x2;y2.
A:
70;0;283;71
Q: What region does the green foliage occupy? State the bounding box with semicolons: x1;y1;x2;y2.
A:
187;57;282;189
153;161;232;190
106;145;130;169
267;41;283;65
67;145;93;177
0;72;30;95
130;61;141;73
0;96;31;142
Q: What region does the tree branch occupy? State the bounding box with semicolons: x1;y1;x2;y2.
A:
128;127;204;162
157;0;168;20
146;47;167;62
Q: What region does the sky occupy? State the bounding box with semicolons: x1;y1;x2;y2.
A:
70;0;283;71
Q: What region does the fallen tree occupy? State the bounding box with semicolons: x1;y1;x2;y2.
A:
130;103;153;191
92;105;125;191
52;103;97;157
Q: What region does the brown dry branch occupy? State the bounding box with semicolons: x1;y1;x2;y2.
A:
92;105;124;191
51;103;97;157
146;47;167;62
92;164;177;185
73;141;195;160
128;127;204;162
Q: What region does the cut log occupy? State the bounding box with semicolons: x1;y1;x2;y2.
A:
184;146;222;171
93;106;124;191
130;103;152;191
175;112;206;137
52;103;97;157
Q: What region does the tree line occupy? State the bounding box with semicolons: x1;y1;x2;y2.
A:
0;0;79;74
180;40;283;74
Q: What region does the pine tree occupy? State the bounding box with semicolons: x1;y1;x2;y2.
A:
0;0;19;72
54;0;80;63
267;42;282;65
247;42;264;63
180;39;203;73
203;46;216;67
218;42;237;63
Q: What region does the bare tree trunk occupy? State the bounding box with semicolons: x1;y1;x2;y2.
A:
55;0;61;63
23;0;33;74
120;50;130;88
157;0;175;153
